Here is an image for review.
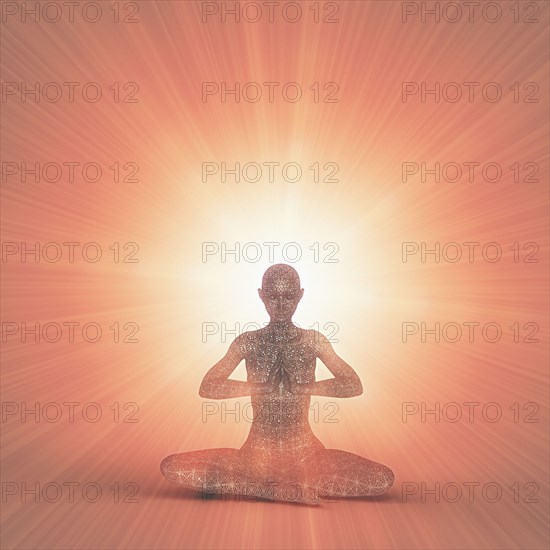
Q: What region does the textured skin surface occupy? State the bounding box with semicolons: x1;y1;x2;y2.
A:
161;266;394;504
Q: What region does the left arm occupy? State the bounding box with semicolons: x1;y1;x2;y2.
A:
286;332;363;398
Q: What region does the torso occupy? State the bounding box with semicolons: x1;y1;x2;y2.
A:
236;326;325;458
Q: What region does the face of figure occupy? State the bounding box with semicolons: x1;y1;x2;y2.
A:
258;264;304;323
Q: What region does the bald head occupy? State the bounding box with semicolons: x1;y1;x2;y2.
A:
261;264;300;293
259;264;304;322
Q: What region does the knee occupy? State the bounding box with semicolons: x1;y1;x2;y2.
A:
160;454;176;476
381;466;395;493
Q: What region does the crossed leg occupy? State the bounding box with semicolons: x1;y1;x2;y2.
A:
161;448;394;504
160;448;319;504
161;449;244;493
306;449;394;498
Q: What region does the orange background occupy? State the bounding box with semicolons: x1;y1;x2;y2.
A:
1;1;548;548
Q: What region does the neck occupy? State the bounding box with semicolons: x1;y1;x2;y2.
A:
268;320;295;327
267;321;298;342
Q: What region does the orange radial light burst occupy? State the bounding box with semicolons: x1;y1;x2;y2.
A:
1;1;549;549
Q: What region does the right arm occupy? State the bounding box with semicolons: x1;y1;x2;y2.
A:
199;338;279;399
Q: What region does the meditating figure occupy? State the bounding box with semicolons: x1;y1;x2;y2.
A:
160;264;394;504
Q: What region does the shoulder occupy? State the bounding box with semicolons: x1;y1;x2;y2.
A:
303;329;332;353
232;329;262;355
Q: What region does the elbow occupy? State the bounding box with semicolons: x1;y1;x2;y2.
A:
199;379;213;399
333;376;363;398
348;376;363;397
199;377;225;399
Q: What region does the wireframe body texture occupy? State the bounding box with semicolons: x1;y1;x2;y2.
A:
161;265;394;504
